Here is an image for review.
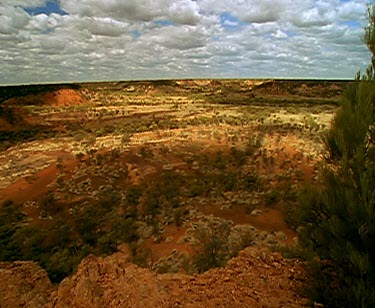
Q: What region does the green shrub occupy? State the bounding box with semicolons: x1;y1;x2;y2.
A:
265;189;279;206
139;145;154;159
38;191;57;216
173;208;184;227
297;6;375;307
194;219;231;272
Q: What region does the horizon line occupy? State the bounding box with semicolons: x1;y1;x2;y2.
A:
0;77;355;87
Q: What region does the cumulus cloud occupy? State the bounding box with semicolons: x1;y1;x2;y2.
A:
0;0;372;84
168;0;201;25
26;13;62;32
236;1;285;24
338;1;367;21
153;25;208;50
61;0;204;25
199;0;288;23
83;17;128;37
290;5;336;27
2;0;45;6
0;6;30;34
60;0;166;21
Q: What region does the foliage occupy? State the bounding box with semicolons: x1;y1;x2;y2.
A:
184;144;262;198
194;219;232;272
192;219;255;273
0;201;88;283
139;145;154;159
173;208;184;227
0;106;16;124
39;191;57;217
0;201;25;261
365;5;375;67
297;6;375;307
265;189;279;207
0;191;138;283
0;127;55;146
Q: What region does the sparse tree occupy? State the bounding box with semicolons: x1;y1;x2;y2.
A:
39;191;57;217
194;219;231;272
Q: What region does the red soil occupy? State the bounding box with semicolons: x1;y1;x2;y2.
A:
145;225;198;260
0;152;76;205
6;89;85;107
0;164;58;204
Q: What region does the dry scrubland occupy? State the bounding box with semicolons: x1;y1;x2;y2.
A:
0;79;348;307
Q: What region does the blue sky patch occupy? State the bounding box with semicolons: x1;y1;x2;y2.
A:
285;31;297;38
154;20;174;27
339;20;362;28
220;12;243;30
23;1;67;16
212;35;221;42
131;30;141;40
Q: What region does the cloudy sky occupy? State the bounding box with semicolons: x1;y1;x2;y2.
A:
0;0;374;85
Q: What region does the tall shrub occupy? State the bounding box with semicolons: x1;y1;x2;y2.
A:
297;6;375;307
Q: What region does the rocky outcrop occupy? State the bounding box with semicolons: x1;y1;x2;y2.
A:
54;252;169;308
5;89;85;107
1;246;308;307
160;247;308;307
0;261;55;308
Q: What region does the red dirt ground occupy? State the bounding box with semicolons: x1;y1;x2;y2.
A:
145;225;198;260
0;152;76;204
0;164;58;204
5;89;86;107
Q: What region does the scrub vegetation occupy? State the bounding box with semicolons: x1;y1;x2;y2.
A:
294;6;375;307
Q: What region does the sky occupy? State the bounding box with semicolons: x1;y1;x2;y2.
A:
0;0;374;85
